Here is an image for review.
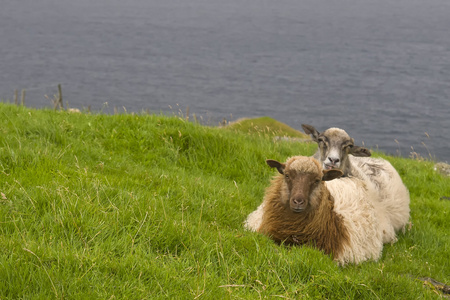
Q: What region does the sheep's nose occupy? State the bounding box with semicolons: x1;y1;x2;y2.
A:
328;157;340;164
293;198;305;205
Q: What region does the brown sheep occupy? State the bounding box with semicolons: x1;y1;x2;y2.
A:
257;156;384;265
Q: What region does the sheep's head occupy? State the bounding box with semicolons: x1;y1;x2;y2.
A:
302;124;371;173
267;156;343;212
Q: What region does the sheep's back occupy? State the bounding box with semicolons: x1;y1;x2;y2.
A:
350;156;410;232
325;177;383;264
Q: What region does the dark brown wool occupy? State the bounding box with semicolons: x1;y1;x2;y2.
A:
258;174;350;258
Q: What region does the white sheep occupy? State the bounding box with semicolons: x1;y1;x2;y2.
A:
301;124;410;238
257;156;384;265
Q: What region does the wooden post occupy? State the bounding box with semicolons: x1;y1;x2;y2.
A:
53;84;64;110
14;89;18;105
58;84;63;109
21;89;26;106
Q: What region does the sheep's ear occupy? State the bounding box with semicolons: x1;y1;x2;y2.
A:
322;169;343;181
350;146;371;157
266;159;285;175
301;124;320;142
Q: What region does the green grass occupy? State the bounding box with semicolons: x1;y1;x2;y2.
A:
0;103;449;299
225;116;308;139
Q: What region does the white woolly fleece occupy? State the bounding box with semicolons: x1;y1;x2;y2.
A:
350;156;410;241
325;177;384;264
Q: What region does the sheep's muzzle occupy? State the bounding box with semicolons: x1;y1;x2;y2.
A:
290;199;306;212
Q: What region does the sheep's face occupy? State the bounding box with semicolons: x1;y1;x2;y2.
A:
302;124;371;173
267;157;343;212
285;171;321;212
317;128;354;171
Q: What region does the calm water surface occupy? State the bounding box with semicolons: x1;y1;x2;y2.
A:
1;0;449;162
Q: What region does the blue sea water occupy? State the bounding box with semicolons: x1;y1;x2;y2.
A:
1;0;449;162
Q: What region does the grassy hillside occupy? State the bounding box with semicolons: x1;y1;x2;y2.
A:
0;103;449;299
226;116;308;139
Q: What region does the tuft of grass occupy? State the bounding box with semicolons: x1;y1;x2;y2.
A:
225;116;309;139
0;103;448;299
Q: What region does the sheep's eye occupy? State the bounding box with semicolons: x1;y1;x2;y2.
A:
314;179;321;185
285;174;289;179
